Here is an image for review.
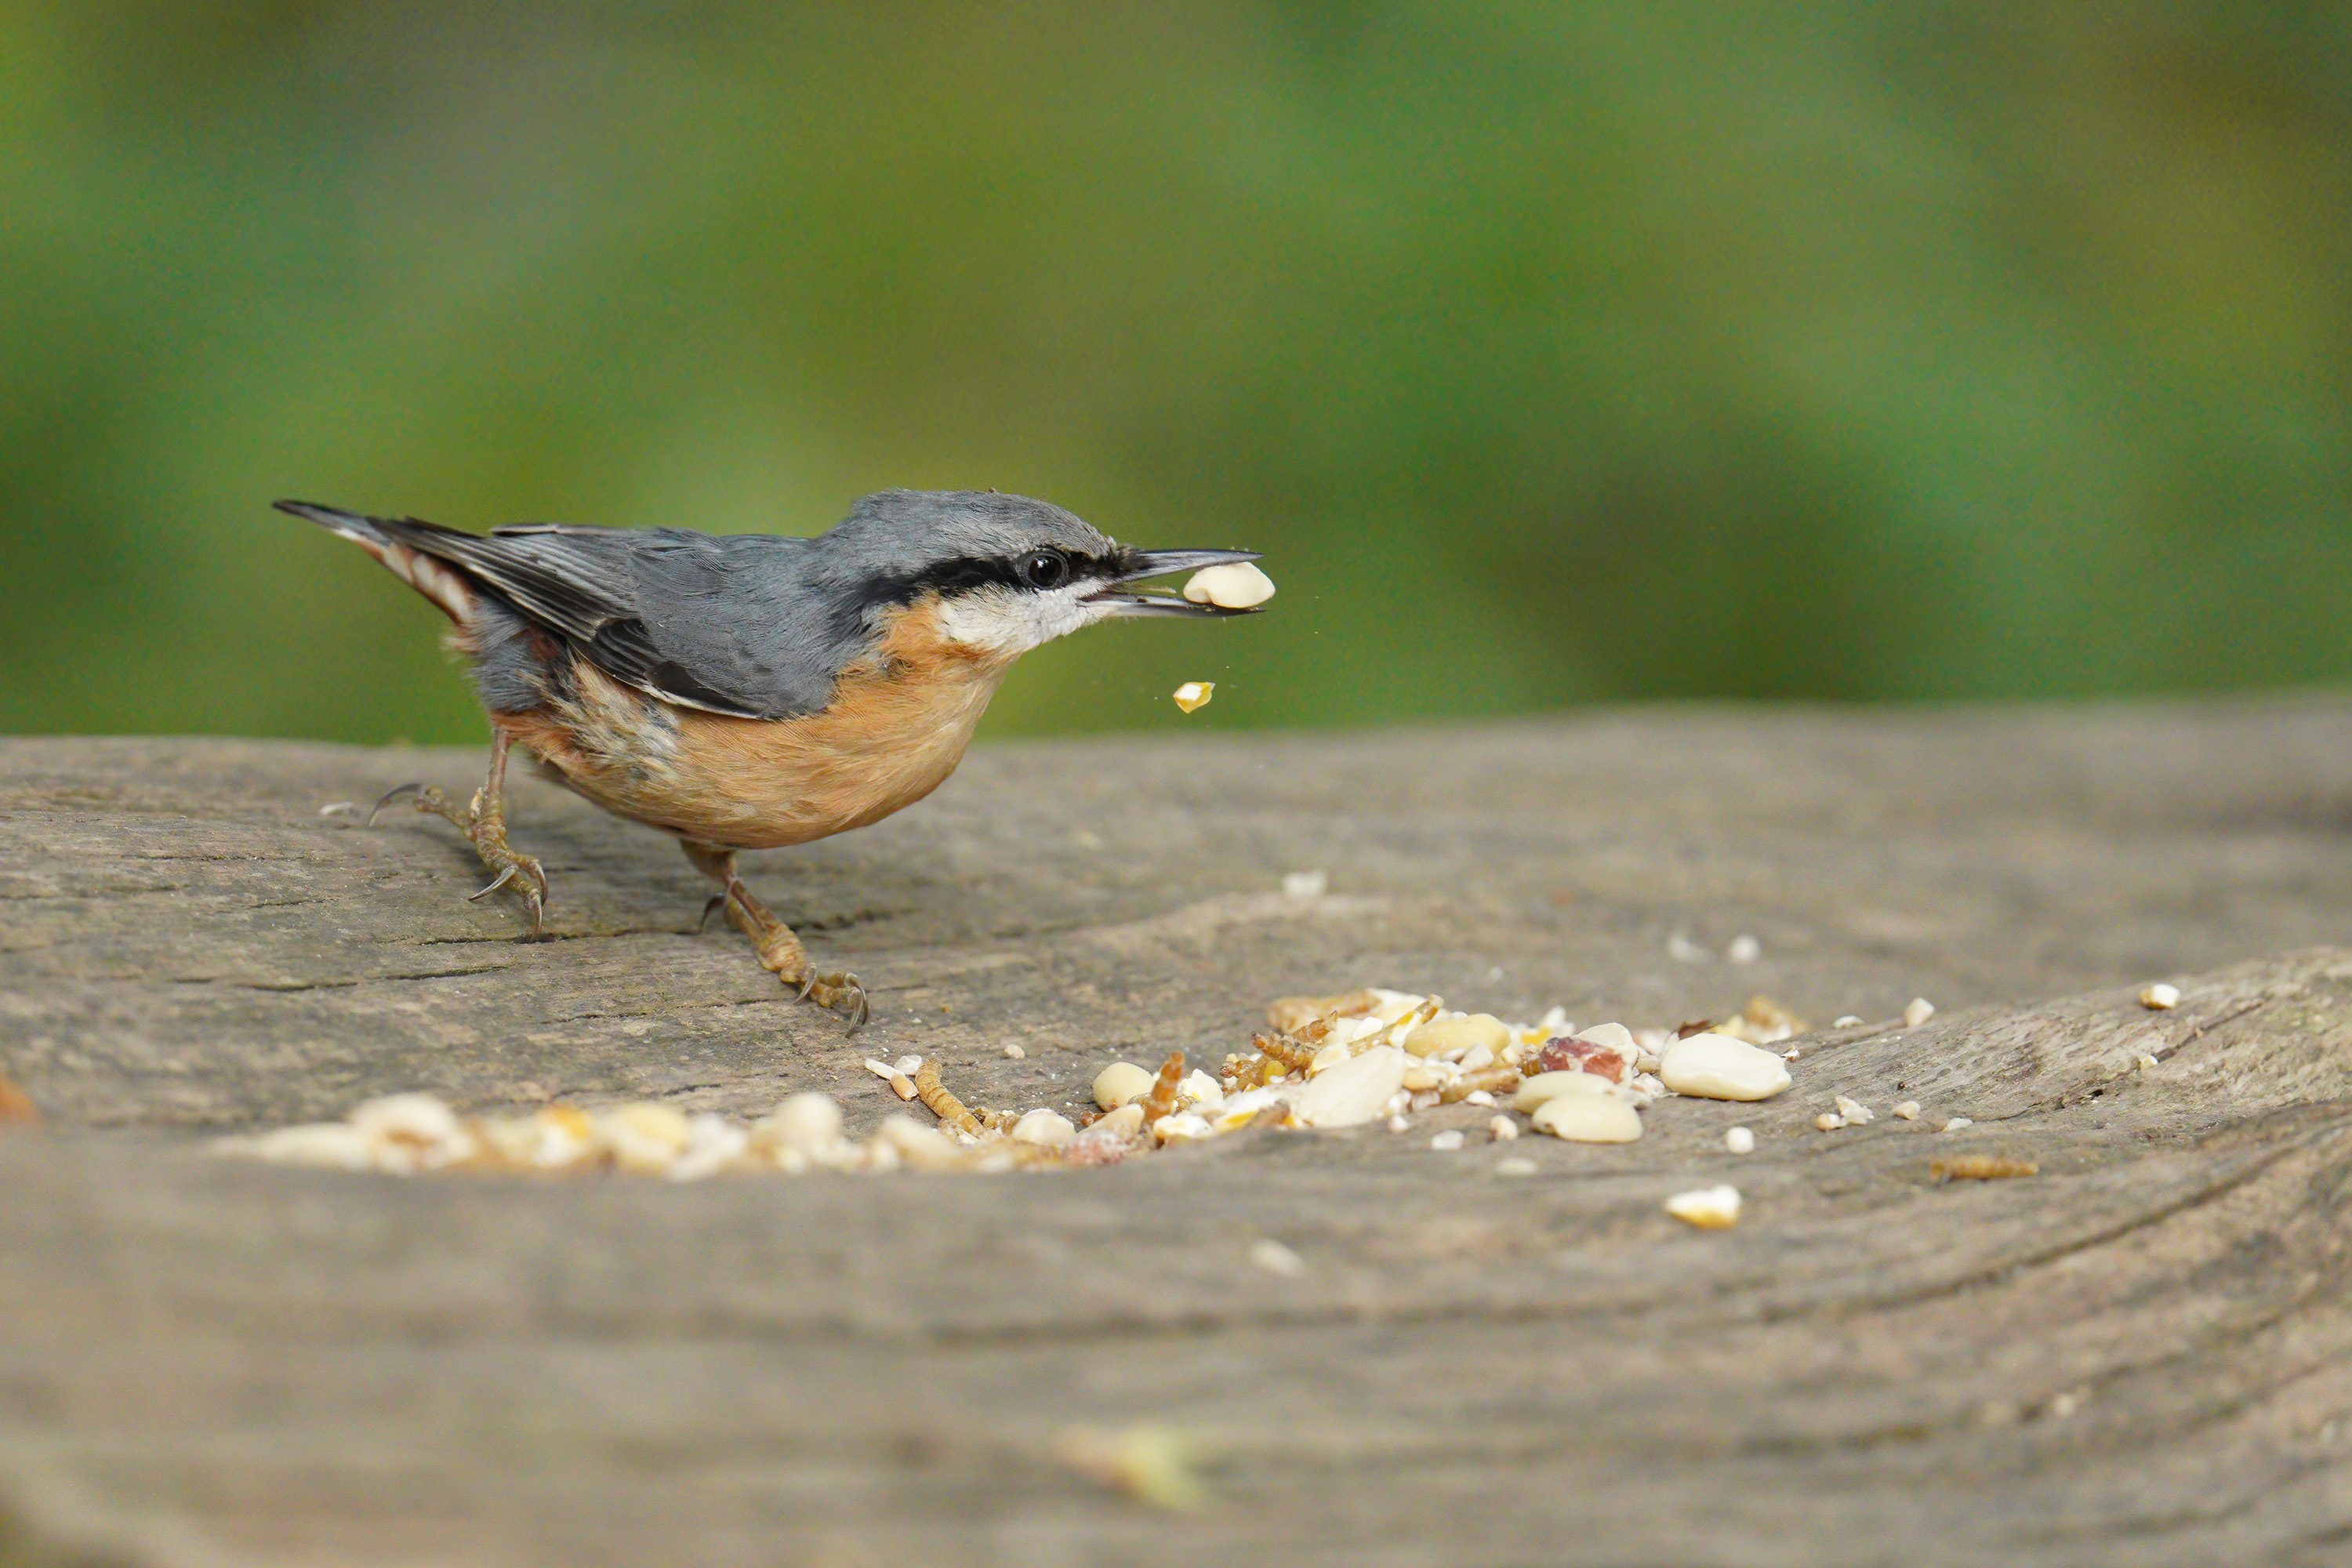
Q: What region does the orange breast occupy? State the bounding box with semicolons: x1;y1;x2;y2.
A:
498;599;1014;850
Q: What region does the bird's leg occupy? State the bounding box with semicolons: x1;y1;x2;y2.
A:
681;842;869;1031
370;731;549;938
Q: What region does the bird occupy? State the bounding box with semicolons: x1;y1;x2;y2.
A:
277;491;1265;1028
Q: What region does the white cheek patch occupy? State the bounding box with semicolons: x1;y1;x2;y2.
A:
936;586;1112;655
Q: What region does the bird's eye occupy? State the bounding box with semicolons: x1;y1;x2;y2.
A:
1017;550;1070;590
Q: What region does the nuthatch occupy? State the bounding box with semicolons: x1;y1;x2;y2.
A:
278;491;1264;1027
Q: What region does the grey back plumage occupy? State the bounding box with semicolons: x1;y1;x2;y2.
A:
281;491;1124;720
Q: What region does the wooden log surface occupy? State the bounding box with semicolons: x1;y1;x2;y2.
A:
5;700;2352;1566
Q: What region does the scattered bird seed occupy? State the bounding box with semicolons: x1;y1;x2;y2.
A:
1664;1185;1743;1229
1904;997;1937;1028
1658;1033;1792;1102
1893;1101;1922;1120
1668;933;1711;963
1494;1156;1539;1177
1835;1095;1875;1125
1428;1129;1465;1152
1815;1112;1846;1132
1055;1425;1207;1512
1093;1062;1156;1110
1280;869;1328;899
1489;1116;1519;1142
1004;1044;1026;1060
1833;1014;1864;1028
1725;1126;1755;1154
1726;934;1761;964
1171;681;1214;714
1941;1116;1973;1133
1248;1237;1305;1276
1532;1094;1642;1143
2140;982;2180;1010
2135;1052;2159;1070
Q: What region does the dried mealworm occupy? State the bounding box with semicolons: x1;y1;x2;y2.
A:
1138;1051;1186;1127
912;1062;984;1139
1931;1155;2038;1182
1439;1065;1522;1104
1253;1031;1319;1073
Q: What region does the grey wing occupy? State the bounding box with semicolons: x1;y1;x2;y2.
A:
372;519;794;719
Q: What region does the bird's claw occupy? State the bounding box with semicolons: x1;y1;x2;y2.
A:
366;782;424;827
695;893;730;935
468;865;517;901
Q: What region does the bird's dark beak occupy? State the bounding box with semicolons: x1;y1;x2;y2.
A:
1090;548;1265;617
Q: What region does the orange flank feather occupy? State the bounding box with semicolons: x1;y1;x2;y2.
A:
497;597;1013;850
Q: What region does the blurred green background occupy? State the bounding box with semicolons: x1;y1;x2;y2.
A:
3;2;2348;742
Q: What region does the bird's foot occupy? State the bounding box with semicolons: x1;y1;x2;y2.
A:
731;894;868;1033
368;781;550;939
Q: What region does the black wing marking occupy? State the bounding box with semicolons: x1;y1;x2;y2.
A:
344;513;772;719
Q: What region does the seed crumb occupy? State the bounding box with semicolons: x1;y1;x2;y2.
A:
1904;997;1937;1028
1835;1095;1875;1125
2135;1052;2159;1070
1489;1116;1519;1142
1171;681;1214;714
1495;1156;1538;1177
2140;982;2180;1010
1724;1126;1755;1154
1726;935;1761;965
1248;1238;1305;1277
1004;1044;1026;1060
1428;1129;1465;1152
1833;1014;1863;1028
1815;1112;1846;1132
1281;869;1328;899
1664;1185;1743;1229
1941;1116;1973;1132
1893;1100;1921;1120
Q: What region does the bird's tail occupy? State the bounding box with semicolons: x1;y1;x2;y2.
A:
274;499;481;626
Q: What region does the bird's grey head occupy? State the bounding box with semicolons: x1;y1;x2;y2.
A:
816;489;1260;657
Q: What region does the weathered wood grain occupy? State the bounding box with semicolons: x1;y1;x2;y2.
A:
4;702;2352;1566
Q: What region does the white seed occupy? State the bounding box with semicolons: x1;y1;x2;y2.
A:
1308;1040;1353;1075
1495;1156;1539;1177
1465;1090;1497;1107
669;1114;750;1181
1385;1114;1410;1133
1904;997;1937;1028
876;1114;961;1171
1399;1063;1443;1092
1512;1071;1618;1112
1403;1014;1512;1058
1815;1112;1846;1132
1004;1044;1026;1060
597;1103;692;1174
1293;1046;1409;1129
760;1092;844;1152
1489;1116;1519;1142
1668;933;1711;963
1179;1070;1225;1109
1726;935;1762;965
1171;681;1214;713
1531;1094;1643;1143
1833;1014;1864;1028
1183;561;1277;608
1153;1112;1212;1144
1010;1109;1076;1147
1664;1185;1743;1229
1835;1096;1876;1125
1783;1047;1802;1062
1248;1237;1305;1276
1429;1129;1465;1152
1281;869;1328;899
1094;1102;1146;1139
862;1058;898;1081
2135;1052;2160;1070
2140;982;2180;1010
1725;1125;1755;1154
232;1121;378;1171
1940;1116;1973;1133
1893;1100;1921;1120
1657;1033;1793;1102
1572;1022;1636;1054
1093;1062;1156;1110
892;1054;923;1076
1410;1091;1440;1112
350;1092;464;1151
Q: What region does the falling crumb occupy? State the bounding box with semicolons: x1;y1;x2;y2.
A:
1054;1425;1206;1512
1494;1156;1539;1177
1004;1044;1026;1060
1248;1238;1305;1277
1941;1116;1973;1133
1726;935;1762;965
1815;1112;1846;1132
1893;1101;1921;1120
1932;1154;2038;1181
1664;1185;1743;1229
1833;1014;1863;1028
1904;997;1936;1028
2140;982;2180;1011
1172;681;1214;713
1489;1116;1518;1142
1428;1129;1465;1152
1281;869;1329;900
1724;1126;1755;1155
1834;1096;1875;1125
